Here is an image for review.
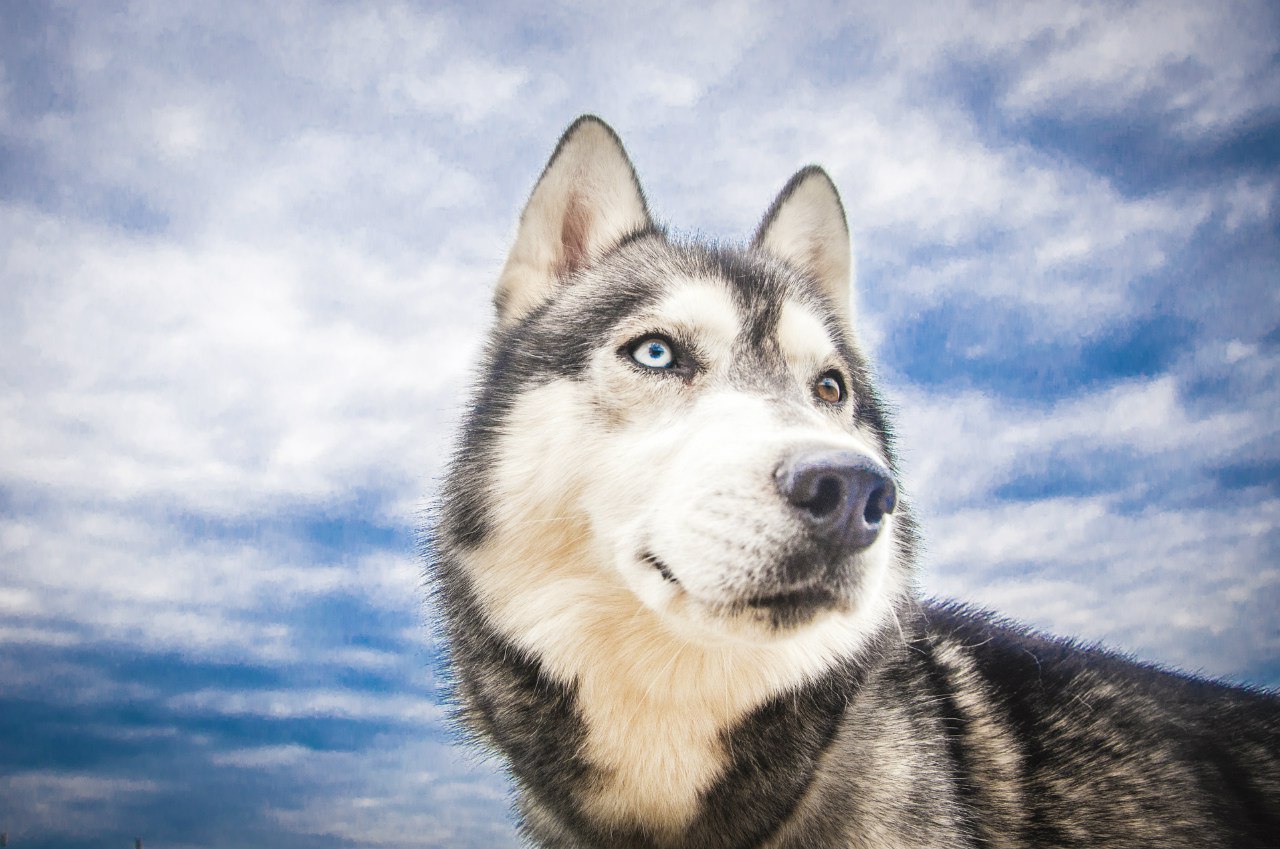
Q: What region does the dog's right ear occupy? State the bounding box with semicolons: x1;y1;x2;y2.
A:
494;116;652;325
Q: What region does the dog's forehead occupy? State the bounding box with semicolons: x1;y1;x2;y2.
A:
637;273;839;365
645;278;741;346
776;300;838;364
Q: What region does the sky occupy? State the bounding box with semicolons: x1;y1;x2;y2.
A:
0;1;1277;846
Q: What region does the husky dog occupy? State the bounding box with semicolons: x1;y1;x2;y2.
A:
431;116;1280;849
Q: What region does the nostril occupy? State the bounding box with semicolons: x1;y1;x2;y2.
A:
865;481;896;527
802;476;844;518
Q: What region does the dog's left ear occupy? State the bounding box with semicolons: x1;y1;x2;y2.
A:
494;115;653;325
752;166;853;321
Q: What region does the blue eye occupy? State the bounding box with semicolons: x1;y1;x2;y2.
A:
630;337;675;369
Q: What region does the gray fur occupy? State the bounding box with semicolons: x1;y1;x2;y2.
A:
429;116;1280;849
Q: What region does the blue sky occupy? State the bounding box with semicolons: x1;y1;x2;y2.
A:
1;1;1277;846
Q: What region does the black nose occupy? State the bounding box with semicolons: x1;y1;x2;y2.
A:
775;451;897;551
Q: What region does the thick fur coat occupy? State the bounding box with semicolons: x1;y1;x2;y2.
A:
431;116;1280;849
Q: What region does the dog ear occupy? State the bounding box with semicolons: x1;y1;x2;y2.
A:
752;166;854;321
494;115;652;325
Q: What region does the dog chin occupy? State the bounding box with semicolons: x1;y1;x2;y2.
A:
632;550;852;645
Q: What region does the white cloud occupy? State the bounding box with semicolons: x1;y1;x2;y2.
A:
0;742;516;849
1;204;488;517
0;649;162;706
211;744;314;769
0;771;160;839
258;739;518;849
921;495;1280;682
857;0;1280;137
383;60;529;123
893;363;1280;683
0;503;430;661
713;98;1201;332
997;1;1280;135
1221;175;1278;232
515;1;771;122
894;374;1261;511
152;105;212;162
169;687;444;724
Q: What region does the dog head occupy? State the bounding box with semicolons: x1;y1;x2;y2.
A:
443;116;916;650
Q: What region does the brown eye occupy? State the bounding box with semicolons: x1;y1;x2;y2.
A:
814;372;845;404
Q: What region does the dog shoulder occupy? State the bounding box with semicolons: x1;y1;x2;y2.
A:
914;600;1280;844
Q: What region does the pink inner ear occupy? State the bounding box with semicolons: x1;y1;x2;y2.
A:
558;192;592;277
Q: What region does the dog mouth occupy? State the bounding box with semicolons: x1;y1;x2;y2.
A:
742;585;837;628
642;550;838;627
744;586;836;610
642;551;679;584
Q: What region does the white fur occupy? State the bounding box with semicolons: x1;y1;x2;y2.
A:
777;299;837;371
642;279;742;363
